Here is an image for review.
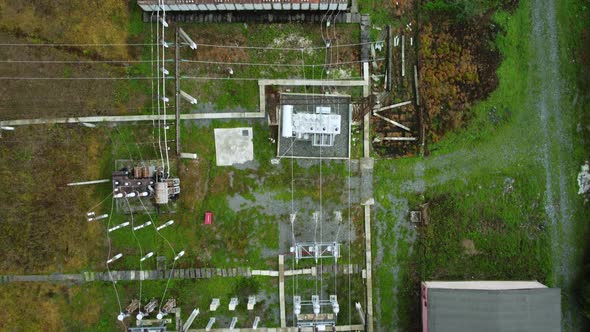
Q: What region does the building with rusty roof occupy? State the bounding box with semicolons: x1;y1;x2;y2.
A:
137;0;349;12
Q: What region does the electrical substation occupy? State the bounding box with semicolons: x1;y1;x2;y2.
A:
0;0;424;331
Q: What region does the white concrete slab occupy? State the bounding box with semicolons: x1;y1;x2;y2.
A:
214;128;254;166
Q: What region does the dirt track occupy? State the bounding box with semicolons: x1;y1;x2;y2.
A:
530;0;581;330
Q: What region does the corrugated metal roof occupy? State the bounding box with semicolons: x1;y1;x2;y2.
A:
426;288;561;332
138;0;348;4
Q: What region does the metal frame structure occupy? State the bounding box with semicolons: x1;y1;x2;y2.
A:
293;295;339;328
291;242;341;264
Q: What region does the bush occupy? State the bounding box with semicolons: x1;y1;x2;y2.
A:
423;0;516;21
419;23;481;141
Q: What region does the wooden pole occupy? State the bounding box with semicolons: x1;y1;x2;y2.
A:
372;112;411;132
67;179;110;186
401;34;405;78
386;25;392;92
374;100;412;112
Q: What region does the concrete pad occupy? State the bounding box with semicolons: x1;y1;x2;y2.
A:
214;128;254;166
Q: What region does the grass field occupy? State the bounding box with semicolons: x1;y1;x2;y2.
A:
372;0;590;330
0;277;280;331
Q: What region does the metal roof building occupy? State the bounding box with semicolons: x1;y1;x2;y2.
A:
421;281;561;332
277;93;351;159
137;0;349;12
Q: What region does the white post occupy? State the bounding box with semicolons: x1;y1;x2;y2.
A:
229;317;238;330
210;298;220;311
180;90;198;104
228;297;238;311
156;220;174;231
88;214;108;222
133;221;152;231
174;250;185;261
107;253;123;264
205;317;215;331
247;296;256;310
252;316;260;329
140;252;154;262
182;308;200;332
178;27;197;50
108;221;130;233
375;100;412;112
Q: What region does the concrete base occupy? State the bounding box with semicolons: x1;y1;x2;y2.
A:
214;128;254;166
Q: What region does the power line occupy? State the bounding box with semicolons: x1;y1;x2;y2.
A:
156;5;165;173
195;40;381;51
0;75;382;81
0;76;169;80
125;197;144;312
104;195;123;315
0;59;168;64
181;75;374;81
347;159;352;327
155;2;176;304
138;197;178;306
180;58;385;67
0;43;156;47
160;1;171;177
0;104;161;111
150;10;159;160
0;40;383;51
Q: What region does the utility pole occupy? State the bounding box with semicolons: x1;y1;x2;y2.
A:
175;26;181;157
386;25;392;92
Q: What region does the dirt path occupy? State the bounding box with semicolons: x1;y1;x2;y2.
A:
530;0;581;330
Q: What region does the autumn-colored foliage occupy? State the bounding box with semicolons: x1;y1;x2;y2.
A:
0;0;131;59
419;19;500;142
420;23;478;141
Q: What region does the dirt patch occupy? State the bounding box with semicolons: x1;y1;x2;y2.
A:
0;32;150;120
461;239;480;255
210;172;231;194
272;33;312;51
178;159;210;212
179;25;250;71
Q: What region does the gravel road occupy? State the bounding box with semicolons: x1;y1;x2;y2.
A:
531;0;581;329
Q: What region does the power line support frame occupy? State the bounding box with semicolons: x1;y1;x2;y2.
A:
175;26;181;157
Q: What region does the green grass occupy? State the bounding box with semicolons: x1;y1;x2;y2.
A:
127;3;145;38
86;116;366;324
421;167;551;280
0;277;279;331
357;0;398;26
93;118;362;274
177;23;361;111
372;0;590;330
